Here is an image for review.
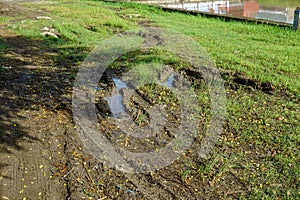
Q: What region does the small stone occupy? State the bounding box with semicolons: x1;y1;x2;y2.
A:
41;27;50;32
36;16;52;20
40;32;58;38
128;14;141;18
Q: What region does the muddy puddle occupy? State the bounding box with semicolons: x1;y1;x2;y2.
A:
93;66;199;155
104;73;175;118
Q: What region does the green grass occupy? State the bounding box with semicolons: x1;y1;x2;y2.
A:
97;1;300;96
225;90;299;198
9;1;300;96
1;0;299;199
7;0;137;66
150;12;300;96
0;16;12;24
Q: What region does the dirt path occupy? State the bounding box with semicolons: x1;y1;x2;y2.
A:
0;20;71;198
0;2;81;199
0;111;67;200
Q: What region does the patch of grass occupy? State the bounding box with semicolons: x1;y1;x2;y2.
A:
145;11;300;96
0;16;12;24
1;1;133;74
99;1;300;96
7;0;137;67
224;88;300;198
15;0;299;95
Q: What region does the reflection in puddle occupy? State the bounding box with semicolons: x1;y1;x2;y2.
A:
104;75;175;118
112;78;127;90
105;94;125;118
159;74;175;88
104;78;127;118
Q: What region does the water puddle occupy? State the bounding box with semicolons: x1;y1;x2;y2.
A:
158;74;175;88
103;74;175;118
112;78;128;90
104;78;127;118
105;93;126;118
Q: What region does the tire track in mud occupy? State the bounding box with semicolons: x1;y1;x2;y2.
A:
0;111;67;200
125;173;176;200
125;170;198;200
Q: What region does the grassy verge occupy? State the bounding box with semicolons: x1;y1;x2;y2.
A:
6;0;300;95
1;0;299;199
143;7;300;96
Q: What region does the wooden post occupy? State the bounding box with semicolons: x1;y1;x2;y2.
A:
293;7;300;31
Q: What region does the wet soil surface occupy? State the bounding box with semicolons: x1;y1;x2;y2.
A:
0;1;298;200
